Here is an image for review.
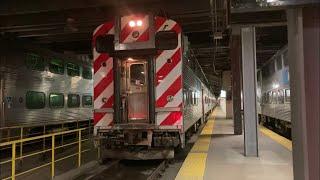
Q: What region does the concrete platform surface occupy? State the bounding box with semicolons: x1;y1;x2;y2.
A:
176;106;293;180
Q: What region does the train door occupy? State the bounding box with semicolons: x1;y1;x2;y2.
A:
121;58;148;123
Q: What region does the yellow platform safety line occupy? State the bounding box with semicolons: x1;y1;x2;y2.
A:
175;111;216;180
259;126;292;151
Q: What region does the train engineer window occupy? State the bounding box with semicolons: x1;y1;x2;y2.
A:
82;66;92;79
26;91;46;109
67;62;80;77
130;64;145;85
67;94;80;108
49;59;64;75
82;95;93;107
49;93;64;108
25;53;45;71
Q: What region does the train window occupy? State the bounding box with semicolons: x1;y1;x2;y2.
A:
285;89;291;102
188;91;192;105
25;53;45;71
155;31;178;50
272;91;277;104
192;91;199;105
82;95;93;107
67;62;80;77
130;64;145;85
191;92;196;105
49;59;64;75
82;66;92;79
276;56;282;70
95;34;114;53
26;91;45;109
278;90;284;104
183;89;188;106
67;94;80;108
49;93;64;108
268;91;273;104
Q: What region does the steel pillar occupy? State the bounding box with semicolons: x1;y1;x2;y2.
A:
287;6;320;180
231;34;242;135
241;26;258;157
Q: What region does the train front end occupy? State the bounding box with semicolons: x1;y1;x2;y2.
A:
92;14;183;159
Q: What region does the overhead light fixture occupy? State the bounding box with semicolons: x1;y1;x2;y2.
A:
127;57;134;61
267;0;277;2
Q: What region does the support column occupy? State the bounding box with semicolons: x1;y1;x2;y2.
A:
241;26;258;157
231;33;242;135
287;6;319;180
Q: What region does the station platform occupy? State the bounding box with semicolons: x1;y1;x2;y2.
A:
175;106;293;180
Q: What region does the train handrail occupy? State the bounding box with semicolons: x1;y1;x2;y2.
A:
0;128;89;180
0;119;92;143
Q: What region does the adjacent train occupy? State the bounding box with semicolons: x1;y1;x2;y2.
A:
92;14;216;159
257;45;291;138
0;38;93;129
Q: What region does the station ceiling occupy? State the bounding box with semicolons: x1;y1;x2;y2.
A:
0;0;288;91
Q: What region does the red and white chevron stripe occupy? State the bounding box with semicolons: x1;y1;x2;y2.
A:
120;15;150;43
155;17;183;126
92;17;183;131
92;21;115;134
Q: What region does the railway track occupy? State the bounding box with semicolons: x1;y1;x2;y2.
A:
147;160;167;180
78;159;168;180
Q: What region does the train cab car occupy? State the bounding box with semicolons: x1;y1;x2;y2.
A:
92;14;216;160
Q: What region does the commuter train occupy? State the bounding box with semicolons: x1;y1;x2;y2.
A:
92;14;216;159
257;45;291;138
0;38;93;129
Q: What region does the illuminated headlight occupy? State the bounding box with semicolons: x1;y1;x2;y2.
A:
137;20;143;26
129;20;136;27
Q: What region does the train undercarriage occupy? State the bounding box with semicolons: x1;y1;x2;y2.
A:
259;114;292;139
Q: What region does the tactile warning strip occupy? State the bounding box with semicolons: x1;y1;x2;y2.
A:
259;126;292;151
175;111;216;180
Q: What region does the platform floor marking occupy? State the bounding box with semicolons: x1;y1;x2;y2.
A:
175;111;216;180
175;153;208;180
259;126;292;151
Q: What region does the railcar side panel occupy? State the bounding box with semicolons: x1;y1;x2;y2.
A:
182;65;204;132
0;42;93;127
